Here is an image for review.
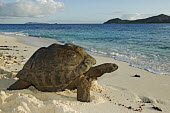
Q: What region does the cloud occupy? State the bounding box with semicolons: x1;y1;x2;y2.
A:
121;13;150;20
0;0;64;18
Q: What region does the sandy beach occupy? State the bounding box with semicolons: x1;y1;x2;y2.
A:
0;34;170;113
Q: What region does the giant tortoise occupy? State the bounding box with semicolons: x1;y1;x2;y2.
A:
8;43;118;102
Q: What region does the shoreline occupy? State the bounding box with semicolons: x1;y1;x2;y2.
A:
1;32;169;76
0;34;170;113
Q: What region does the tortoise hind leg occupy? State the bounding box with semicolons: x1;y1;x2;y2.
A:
7;80;31;90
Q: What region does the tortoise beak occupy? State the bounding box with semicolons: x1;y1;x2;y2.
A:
105;63;118;73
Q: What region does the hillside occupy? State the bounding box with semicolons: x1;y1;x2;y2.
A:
104;14;170;24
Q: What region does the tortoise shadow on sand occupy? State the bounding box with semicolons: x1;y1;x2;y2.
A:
0;69;17;90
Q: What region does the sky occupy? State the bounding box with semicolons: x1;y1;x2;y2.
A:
0;0;170;24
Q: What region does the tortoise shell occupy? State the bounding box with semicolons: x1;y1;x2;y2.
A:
16;43;96;91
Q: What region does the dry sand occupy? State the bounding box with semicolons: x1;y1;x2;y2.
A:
0;35;170;113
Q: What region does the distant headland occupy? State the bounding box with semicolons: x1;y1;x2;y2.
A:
104;14;170;24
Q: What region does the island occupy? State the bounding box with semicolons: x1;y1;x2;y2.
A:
104;14;170;24
25;22;50;24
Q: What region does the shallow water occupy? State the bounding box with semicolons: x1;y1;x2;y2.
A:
0;24;170;75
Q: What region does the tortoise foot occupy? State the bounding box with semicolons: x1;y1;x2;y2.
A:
7;80;31;90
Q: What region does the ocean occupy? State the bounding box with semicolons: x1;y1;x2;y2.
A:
0;24;170;75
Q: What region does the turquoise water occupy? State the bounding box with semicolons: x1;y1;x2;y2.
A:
0;24;170;75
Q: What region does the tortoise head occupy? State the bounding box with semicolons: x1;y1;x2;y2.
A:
104;63;118;73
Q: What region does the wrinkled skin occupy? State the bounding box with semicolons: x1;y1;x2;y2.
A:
8;43;118;102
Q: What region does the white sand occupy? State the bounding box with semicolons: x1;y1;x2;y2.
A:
0;35;170;113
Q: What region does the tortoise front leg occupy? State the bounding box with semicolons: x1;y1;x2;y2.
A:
7;80;32;90
75;63;118;102
85;63;118;79
77;76;92;102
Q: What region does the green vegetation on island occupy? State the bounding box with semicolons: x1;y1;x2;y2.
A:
104;14;170;24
